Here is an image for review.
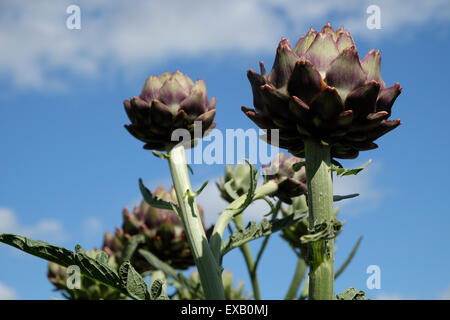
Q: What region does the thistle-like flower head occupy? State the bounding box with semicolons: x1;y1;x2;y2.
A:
124;71;216;150
242;23;401;159
103;186;210;272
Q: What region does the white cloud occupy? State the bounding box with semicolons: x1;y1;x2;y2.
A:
0;283;17;300
333;161;384;216
0;0;448;90
0;207;68;243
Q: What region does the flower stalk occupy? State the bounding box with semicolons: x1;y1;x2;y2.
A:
168;145;225;300
304;139;334;300
234;214;262;300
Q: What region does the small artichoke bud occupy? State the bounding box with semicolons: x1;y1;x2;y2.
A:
242;23;401;159
262;152;307;204
124;71;216;151
216;163;252;202
102;185;211;273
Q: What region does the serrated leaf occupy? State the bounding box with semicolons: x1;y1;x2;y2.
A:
119;261;150;300
336;287;368;300
240;160;258;210
333;193;359;202
331;159;372;177
0;233;146;299
150;279;169;300
0;233;75;266
221;210;308;255
75;245;121;289
139;178;179;211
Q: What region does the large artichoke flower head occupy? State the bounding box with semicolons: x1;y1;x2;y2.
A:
124;71;216;151
242;23;401;159
103;185;210;273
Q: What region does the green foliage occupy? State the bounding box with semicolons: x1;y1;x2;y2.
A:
336;287;369;300
139;178;179;211
331;159;372;177
0;233;154;300
221;210;308;255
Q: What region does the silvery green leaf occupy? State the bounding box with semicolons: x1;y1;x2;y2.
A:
331;159;372;177
139;178;179;211
221;210;308;255
119;261;150;300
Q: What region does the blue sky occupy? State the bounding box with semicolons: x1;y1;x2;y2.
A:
0;0;450;299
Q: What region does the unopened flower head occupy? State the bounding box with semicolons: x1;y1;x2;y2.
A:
242;23;401;159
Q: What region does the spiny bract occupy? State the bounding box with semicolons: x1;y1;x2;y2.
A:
124;71;216;151
242;23;401;159
102;186;211;273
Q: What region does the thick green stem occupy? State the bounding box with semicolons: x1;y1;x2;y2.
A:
284;256;307;300
168;145;225;300
304;139;334;300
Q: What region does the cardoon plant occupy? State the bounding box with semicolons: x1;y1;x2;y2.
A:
0;23;401;302
242;23;401;299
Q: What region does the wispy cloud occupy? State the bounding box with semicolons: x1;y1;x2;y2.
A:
81;217;103;241
439;285;450;300
0;207;68;243
0;0;448;90
0;282;17;300
333;161;384;216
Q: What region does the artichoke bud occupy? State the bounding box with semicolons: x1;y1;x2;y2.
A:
216;163;252;203
243;23;401;159
47;250;123;300
262;152;307;204
102;185;211;272
124;71;217;151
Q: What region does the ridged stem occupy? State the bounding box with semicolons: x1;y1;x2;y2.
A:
304;139;334;300
284;256;308;300
168;145;225;300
